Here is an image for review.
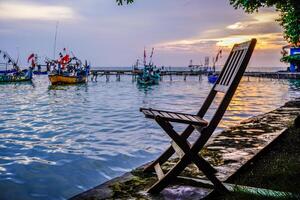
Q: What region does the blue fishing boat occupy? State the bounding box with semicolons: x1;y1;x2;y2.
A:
207;49;222;84
0;50;33;83
0;68;33;83
136;47;160;85
208;73;218;84
137;64;160;85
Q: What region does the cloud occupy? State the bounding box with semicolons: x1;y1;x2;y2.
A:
156;10;285;54
0;2;74;21
227;12;279;30
157;33;285;53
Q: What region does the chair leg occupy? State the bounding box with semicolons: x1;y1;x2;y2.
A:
143;146;175;172
192;154;228;193
148;155;190;194
144;124;195;172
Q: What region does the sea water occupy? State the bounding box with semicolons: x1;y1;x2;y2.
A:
0;75;299;200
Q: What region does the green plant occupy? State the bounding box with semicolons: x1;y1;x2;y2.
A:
281;54;300;66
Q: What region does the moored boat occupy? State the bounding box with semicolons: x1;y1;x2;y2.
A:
136;47;160;86
49;74;87;85
208;73;218;83
48;49;90;85
137;65;160;85
0;50;33;83
0;69;33;83
207;49;222;84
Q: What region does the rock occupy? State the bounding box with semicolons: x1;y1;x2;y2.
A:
284;100;300;108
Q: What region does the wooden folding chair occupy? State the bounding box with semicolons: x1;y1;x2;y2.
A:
140;39;257;194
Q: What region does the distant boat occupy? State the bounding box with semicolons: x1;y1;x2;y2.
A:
136;47;160;86
0;50;33;83
137;65;160;85
207;49;222;84
208;73;218;84
0;68;33;83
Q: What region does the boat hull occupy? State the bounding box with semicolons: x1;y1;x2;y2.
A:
208;75;218;83
0;74;32;83
48;74;87;85
137;74;160;86
33;71;48;75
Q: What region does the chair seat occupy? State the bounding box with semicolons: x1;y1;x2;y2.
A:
140;108;208;126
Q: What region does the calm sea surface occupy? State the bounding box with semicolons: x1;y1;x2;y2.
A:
0;75;299;200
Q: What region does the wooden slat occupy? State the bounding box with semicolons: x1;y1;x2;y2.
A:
177;114;191;121
226;49;248;86
218;51;237;85
184;115;200;123
160;111;173;118
141;108;208;126
168;112;183;120
151;110;162;117
147;109;155;116
223;50;244;86
233;40;251;51
222;50;242;86
143;110;153;117
193;116;206;123
154;163;164;180
171;141;185;158
214;84;229;93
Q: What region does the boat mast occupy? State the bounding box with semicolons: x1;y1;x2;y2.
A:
149;47;154;66
53;21;59;59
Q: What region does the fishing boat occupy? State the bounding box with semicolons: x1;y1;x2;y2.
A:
207;49;222;84
136;47;160;85
137;65;160;85
0;50;33;83
0;68;33;83
208;73;218;84
49;74;87;85
27;53;49;75
48;50;90;85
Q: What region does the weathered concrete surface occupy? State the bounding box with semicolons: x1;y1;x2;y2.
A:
70;99;300;200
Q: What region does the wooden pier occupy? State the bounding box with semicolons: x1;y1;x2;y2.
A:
244;71;300;79
90;69;300;80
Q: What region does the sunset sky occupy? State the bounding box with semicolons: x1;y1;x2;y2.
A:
0;0;288;69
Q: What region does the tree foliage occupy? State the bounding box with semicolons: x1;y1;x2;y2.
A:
116;0;134;5
230;0;300;46
281;54;300;66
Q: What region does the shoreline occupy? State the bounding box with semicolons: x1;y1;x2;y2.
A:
70;98;300;200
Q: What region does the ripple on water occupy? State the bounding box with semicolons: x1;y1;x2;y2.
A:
0;76;299;199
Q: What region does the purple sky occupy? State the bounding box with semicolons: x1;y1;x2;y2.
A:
0;0;288;69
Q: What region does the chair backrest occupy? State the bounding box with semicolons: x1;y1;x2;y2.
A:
197;39;257;131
